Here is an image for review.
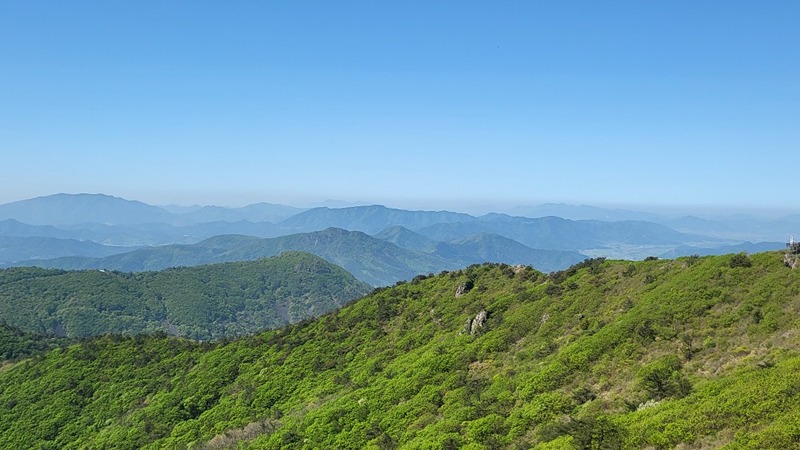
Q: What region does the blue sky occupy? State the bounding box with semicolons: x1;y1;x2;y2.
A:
1;1;798;213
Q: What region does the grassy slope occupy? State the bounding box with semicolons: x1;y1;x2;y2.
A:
0;252;798;449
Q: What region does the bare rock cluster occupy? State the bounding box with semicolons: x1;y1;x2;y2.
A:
470;310;487;335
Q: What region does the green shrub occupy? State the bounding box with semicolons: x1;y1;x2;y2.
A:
636;355;692;400
730;252;752;268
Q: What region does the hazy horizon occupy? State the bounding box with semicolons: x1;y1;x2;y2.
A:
2;191;799;221
2;3;797;215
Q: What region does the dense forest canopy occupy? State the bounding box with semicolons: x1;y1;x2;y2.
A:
0;252;798;448
0;252;370;340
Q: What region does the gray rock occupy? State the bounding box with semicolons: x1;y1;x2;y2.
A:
470;310;488;335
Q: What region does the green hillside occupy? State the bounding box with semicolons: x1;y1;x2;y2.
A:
0;321;69;361
0;252;370;340
0;252;798;448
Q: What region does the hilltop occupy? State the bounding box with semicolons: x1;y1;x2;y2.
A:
0;252;370;340
0;251;798;448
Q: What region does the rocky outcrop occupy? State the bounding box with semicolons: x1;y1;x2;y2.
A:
785;240;800;268
470;310;487;335
455;280;474;298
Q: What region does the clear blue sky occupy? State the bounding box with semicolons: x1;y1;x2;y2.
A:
1;1;798;213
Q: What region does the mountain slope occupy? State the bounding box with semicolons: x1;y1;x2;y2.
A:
418;215;708;251
278;205;474;234
0;218;84;239
374;226;586;273
0;236;135;265
29;228;451;286
173;203;306;224
0;217;283;248
0;321;69;360
283;206;706;252
0;194;304;228
373;225;440;253
435;233;586;271
0;252;798;448
27;228;588;285
0;193;172;226
0;252;370;340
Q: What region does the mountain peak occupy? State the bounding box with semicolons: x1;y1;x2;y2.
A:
0;193;171;226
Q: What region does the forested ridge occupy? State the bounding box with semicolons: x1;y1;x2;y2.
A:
1;252;798;448
0;321;69;361
0;252;370;340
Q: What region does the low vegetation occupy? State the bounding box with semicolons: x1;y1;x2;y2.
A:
0;252;798;448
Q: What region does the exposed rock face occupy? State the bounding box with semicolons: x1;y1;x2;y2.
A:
455;280;474;298
785;254;798;269
470;310;487;335
463;318;472;334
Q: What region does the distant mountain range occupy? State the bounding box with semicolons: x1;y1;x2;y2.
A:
22;228;586;286
27;229;446;287
658;241;787;259
0;236;136;262
1;193;796;284
0;217;282;247
509;203;664;222
374;226;585;273
0;193;304;227
167;202;307;225
279;205;474;234
511;203;800;242
277;205;703;249
0;193;173;226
